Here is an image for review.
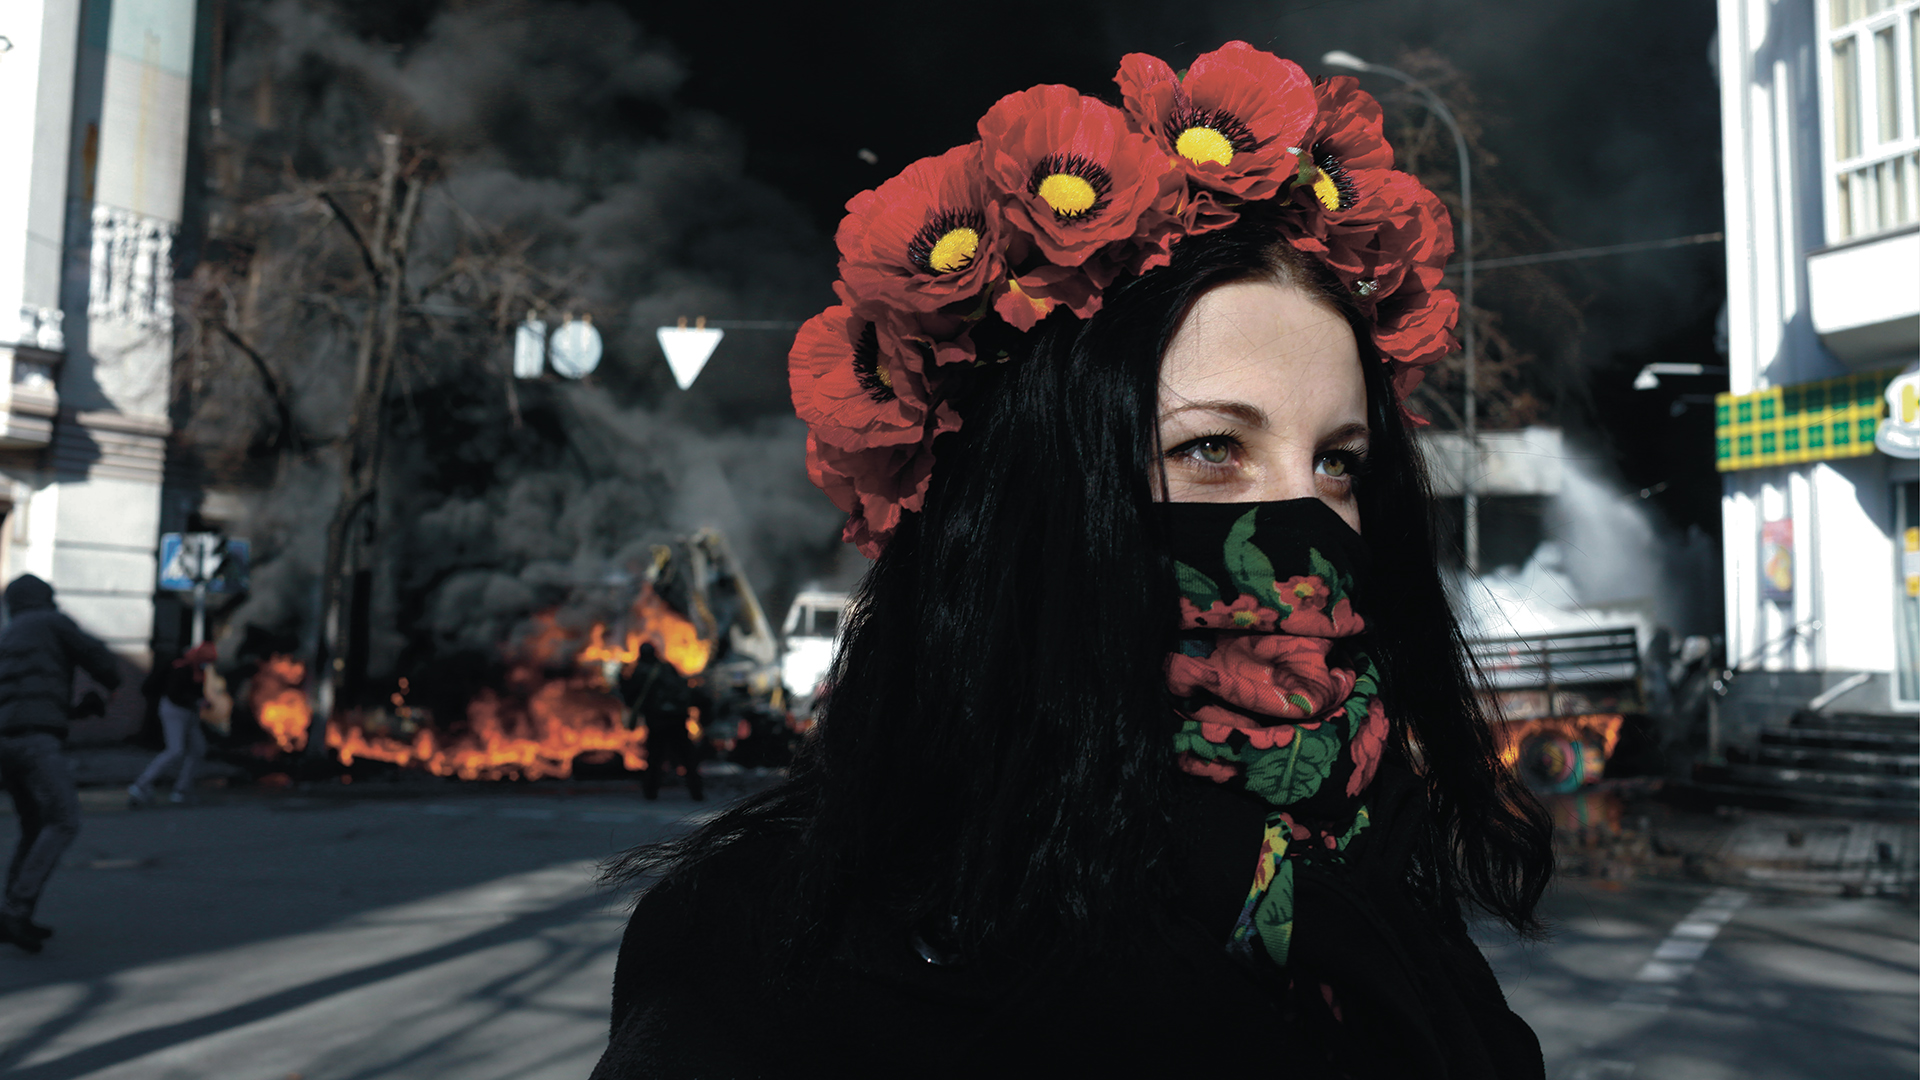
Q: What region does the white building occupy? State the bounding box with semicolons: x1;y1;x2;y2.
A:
0;0;198;682
1716;0;1920;729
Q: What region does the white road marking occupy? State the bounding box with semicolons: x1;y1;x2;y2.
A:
1613;888;1748;1011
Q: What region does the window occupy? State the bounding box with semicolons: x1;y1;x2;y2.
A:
1822;0;1920;239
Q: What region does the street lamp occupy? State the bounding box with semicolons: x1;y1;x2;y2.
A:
1323;50;1482;575
1632;362;1727;390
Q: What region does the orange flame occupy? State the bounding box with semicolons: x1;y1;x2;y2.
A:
319;586;713;780
253;655;312;752
629;585;712;676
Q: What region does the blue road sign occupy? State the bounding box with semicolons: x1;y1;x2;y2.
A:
158;534;250;593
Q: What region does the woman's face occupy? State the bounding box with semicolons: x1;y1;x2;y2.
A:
1156;279;1369;532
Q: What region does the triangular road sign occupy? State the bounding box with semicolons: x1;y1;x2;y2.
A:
656;326;724;389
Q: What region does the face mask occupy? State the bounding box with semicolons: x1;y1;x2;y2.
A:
1159;498;1391;966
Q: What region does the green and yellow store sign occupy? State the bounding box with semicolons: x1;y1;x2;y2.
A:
1715;367;1902;472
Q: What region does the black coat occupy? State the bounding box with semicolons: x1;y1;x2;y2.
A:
0;576;123;739
591;763;1543;1078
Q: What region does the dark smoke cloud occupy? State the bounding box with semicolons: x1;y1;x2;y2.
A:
645;0;1725;443
197;0;847;677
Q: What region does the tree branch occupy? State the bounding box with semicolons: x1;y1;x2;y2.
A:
319;191;382;286
216;321;306;454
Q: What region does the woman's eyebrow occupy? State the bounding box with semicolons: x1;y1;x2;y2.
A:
1160;400;1269;429
1319;422;1370;446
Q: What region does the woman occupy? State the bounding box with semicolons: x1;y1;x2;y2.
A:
595;43;1551;1078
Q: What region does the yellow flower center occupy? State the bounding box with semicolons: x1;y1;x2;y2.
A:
1292;581;1317;599
1176;126;1236;167
1312;169;1343;211
874;363;893;389
1036;173;1099;217
926;227;980;274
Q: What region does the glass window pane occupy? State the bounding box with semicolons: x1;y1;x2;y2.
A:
1899;153;1916;227
1877;27;1900;141
1834;0;1859;28
1835;37;1862;160
1910;11;1918;130
1878;158;1898;229
1837;171;1854;239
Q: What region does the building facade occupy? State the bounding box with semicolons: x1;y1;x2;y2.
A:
1716;0;1920;731
0;0;199;698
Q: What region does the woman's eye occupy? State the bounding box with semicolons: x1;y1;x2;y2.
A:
1168;435;1239;469
1316;449;1365;481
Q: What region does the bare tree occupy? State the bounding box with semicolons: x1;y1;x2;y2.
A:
175;130;580;756
1374;49;1587;431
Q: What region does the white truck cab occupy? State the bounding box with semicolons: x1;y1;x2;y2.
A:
780;590;849;711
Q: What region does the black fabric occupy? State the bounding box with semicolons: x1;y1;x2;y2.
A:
1287;757;1544;1080
594;824;1327;1078
592;764;1540;1078
1158;498;1372;611
0;578;122;740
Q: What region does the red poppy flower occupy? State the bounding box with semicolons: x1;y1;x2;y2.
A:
1180;594;1281;631
836;143;1007;315
977;85;1171;267
1276;575;1330;612
789;305;943;451
1285;171;1446;299
806;423;954;558
1166;634;1357;720
1307;77;1392;175
1346;697;1390;796
1114;42;1316;201
1373;283;1459;371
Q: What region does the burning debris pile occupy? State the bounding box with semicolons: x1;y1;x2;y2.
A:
333;585;705;780
232;532;786;783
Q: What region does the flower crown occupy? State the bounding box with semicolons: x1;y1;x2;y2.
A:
789;42;1459;557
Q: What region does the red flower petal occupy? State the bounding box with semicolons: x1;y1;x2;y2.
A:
1167;635;1357;719
1308;77;1393;173
836;143;1007;315
806;414;957;558
1177;752;1240;783
990;261;1112;330
978;85;1172;267
1346;697;1390;796
1115;42;1316;201
789;306;943;451
1180;594;1281;631
1278;596;1368;638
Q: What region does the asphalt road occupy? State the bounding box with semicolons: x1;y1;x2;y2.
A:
1485;874;1919;1079
1;787;1914;1079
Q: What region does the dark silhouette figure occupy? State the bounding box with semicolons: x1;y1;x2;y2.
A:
621;643;703;801
0;574;122;951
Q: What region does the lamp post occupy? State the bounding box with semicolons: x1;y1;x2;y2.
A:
1323;51;1480;575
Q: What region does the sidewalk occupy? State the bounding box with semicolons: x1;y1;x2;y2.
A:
1548;781;1919;900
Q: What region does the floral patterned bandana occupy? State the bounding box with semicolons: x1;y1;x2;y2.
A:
1162;498;1391;969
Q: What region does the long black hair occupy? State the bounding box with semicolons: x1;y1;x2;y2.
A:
610;205;1552;960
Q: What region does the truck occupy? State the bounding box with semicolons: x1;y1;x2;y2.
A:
1469;626;1644;793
